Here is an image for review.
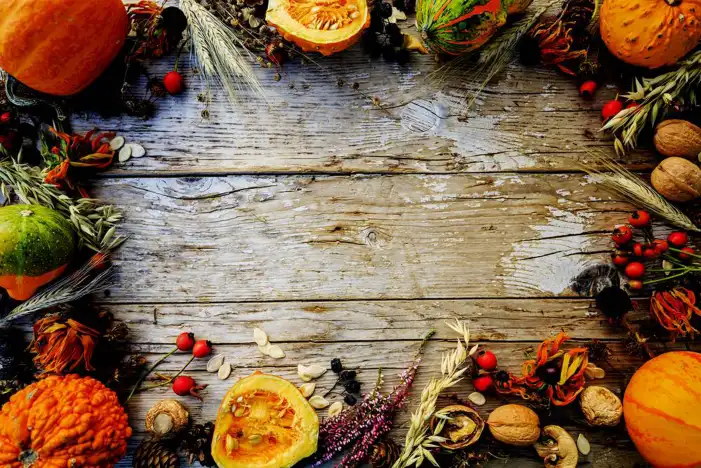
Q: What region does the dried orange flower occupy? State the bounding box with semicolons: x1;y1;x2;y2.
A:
650;287;701;341
30;314;101;374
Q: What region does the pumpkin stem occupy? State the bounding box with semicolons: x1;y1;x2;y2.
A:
18;449;39;468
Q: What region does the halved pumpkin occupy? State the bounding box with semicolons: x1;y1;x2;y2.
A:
266;0;370;55
212;372;319;468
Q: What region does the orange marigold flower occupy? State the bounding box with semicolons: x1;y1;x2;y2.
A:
30;314;101;374
650;287;701;342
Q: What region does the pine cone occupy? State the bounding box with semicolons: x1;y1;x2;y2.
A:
180;422;216;467
563;0;595;31
369;439;401;468
133;440;180;468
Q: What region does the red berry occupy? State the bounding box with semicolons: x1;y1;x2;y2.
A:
625;262;645;279
473;375;494;392
192;339;213;358
163;71;185;95
172;376;196;396
579;81;598;98
0;112;11;125
668;232;689;248
176;332;195;351
643;247;659;259
626;102;640;110
632;243;643;257
612;254;629;266
475;350;498;371
653;239;669;254
679;247;695;261
628;210;651;228
602;99;624;121
612;225;633;245
628;280;644;291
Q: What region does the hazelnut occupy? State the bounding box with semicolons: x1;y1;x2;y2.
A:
651;157;701;202
579;386;622;427
145;399;190;438
654;120;701;160
487;404;540;446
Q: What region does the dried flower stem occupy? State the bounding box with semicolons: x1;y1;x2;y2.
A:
392;320;471;468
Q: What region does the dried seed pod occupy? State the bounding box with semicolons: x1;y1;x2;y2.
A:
654;120;701;160
579;386;623;427
309;395;330;409
651;157;701;202
145;399;190;438
299;382;316;398
298;364;327;381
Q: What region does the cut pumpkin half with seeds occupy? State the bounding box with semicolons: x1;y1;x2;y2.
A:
266;0;370;55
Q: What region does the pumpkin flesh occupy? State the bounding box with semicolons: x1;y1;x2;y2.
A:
623;351;701;468
0;205;75;301
600;0;701;69
266;0;370;55
212;372;319;468
0;0;128;96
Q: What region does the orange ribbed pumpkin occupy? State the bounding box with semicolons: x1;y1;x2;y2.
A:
600;0;701;69
0;0;128;96
0;375;132;467
623;351;701;468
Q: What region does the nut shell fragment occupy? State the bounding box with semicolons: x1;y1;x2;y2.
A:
430;404;484;450
579;386;622;427
145;399;190;438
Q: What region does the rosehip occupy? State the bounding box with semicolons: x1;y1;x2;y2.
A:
679;247;695;261
579;81;598;98
172;376;207;400
653;239;669;254
176;332;195;351
612;254;630;266
628;210;651;228
192;339;213;358
628;280;644;291
632;243;643;257
643;247;659;259
475;350;498;371
0;112;11;125
473;375;494;392
668;232;689;248
625;262;645;279
602;99;623;121
163;71;185;95
612;225;634;245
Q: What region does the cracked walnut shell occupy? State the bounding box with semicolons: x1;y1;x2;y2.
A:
579;386;622;427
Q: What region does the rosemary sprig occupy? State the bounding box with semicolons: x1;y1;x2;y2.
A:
0;159;125;252
180;0;265;105
392;320;471;468
576;151;700;232
602;49;701;154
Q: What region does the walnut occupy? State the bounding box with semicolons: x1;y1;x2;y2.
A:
487;404;540;446
146;399;190;438
654;120;701;160
579;386;622;427
651;157;701;202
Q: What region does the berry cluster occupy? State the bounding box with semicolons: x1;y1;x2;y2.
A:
330;358;361;405
362;2;410;64
611;210;695;290
470;347;499;392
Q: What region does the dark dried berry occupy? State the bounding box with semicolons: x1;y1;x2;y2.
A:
340;369;356;380
331;358;343;373
344;380;361;394
378;2;393;18
344;394;357;406
161;7;188;34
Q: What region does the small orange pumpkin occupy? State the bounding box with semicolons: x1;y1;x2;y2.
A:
623;351;701;467
0;0;129;96
600;0;701;69
0;374;132;467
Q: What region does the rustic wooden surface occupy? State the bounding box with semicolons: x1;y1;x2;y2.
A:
67;4;684;465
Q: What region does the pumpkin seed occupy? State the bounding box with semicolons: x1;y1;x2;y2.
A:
109;136;125;151
118;145;132;163
248;434;263;445
584;363;606;379
328;401;343;417
577;434;591;456
218;362;232;380
253;327;269;346
268;345;285;359
226;434;239;453
258;343;272;356
467;392;486;406
129;143;146;158
298;364;327;382
229;404;237;414
309;395;330;409
299;382;316;398
207;354;226;372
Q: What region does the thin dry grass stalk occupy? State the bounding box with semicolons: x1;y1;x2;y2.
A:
392;320;471;468
180;0;265;104
576;151;700;232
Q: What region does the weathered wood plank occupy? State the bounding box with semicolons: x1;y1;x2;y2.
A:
94;173;634;302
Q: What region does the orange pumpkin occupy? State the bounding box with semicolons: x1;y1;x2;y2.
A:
600;0;701;69
0;0;129;96
0;375;132;467
623;351;701;468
